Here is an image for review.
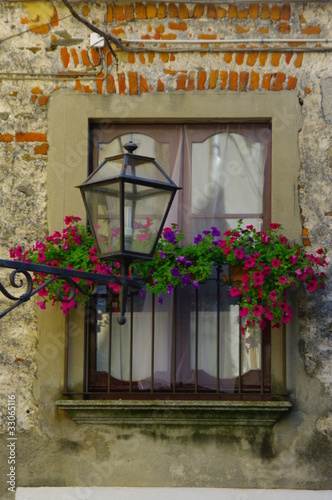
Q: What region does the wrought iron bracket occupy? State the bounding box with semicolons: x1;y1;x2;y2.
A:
0;259;143;322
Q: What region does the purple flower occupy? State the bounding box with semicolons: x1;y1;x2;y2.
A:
158;296;163;305
167;284;173;294
159;251;166;260
211;226;220;237
193;280;199;289
203;230;211;235
175;256;186;265
182;274;191;286
194;234;202;244
171;267;181;277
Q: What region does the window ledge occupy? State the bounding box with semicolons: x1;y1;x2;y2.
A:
55;400;291;426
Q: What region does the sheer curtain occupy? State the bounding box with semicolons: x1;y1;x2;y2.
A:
94;124;270;391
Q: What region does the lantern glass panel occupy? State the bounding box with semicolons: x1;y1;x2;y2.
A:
125;158;171;184
87;156;125;183
84;182;121;256
123;181;173;255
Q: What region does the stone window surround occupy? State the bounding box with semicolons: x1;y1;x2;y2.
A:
48;91;301;426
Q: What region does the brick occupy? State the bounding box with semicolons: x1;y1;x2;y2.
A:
71;48;79;67
32;87;42;95
83;85;92;93
279;22;291;34
272;72;286;91
34;143;48;155
0;134;13;142
60;47;70;69
271;52;282;67
30;23;49;35
207;5;216;18
281;3;291;21
229;71;238;90
238;8;248;19
16;132;47;142
124;4;134;21
294;53;303;68
82;4;90;17
112;27;125;36
139;52;145;64
165;69;177;75
90;48;100;66
209;69;219;89
160;52;168;63
305;87;311;95
257;27;269;34
262;74;271;90
104;47;113;66
118;73;126;95
168;3;178;17
106;75;116;94
147;3;157;19
235;51;245;65
228;5;237;19
38;96;49;106
302;25;321;35
220;71;228;90
96;72;104;94
179;4;189;19
81;50;91;67
224;52;233;64
187;71;196;91
157;4;167;18
285;52;293;65
198;34;217;41
270;5;280;21
128;72;138;95
239;71;249;91
249;4;259;19
161;33;177;41
136;3;146;19
170;54;175;62
106;4;113;22
114;4;124;21
247;52;258;66
157;79;165;92
148;51;155;64
250;70;260;90
140;75;149;93
31;95;37;104
169;22;187;31
260;5;270;19
197;70;207;90
194;4;205;18
303;237;311;247
287;76;298;90
237;25;250;34
50;8;58;27
216;7;226;18
177;73;187;90
74;79;83;92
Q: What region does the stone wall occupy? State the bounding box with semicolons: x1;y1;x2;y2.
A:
0;2;331;499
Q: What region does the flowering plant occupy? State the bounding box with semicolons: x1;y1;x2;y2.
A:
133;220;328;331
10;216;119;315
10;217;328;328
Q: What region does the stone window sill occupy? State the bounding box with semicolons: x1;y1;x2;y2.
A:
55;399;291;426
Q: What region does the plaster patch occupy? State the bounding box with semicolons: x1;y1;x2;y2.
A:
321;78;332;124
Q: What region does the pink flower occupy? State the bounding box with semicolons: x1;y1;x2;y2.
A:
230;286;242;297
244;256;256;269
239;307;249;317
269;290;278;302
282;312;293;323
38;252;46;263
278;276;288;285
289;255;298;265
271;258;281;268
37;301;46;310
264;307;274;321
263;265;271;276
37;288;49;298
223;246;232;255
246;225;254;230
270;223;280;230
64;216;81;225
253;304;264;317
234;248;244;260
307;278;318;291
259;319;267;330
279;236;287;244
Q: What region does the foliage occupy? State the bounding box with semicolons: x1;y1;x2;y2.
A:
10;217;328;329
133;220;328;331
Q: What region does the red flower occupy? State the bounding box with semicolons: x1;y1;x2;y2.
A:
253;304;264;317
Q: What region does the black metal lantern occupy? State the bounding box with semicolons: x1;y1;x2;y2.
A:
77;142;180;264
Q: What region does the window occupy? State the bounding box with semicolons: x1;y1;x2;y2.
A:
86;123;272;399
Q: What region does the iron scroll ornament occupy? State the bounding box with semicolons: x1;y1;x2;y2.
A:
0;259;142;322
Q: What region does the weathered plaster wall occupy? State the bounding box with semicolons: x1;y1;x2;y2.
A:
0;2;331;499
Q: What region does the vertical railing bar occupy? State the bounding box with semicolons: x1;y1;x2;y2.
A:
129;294;134;393
283;323;287;395
260;327;264;394
195;287;199;394
238;313;242;394
83;306;89;397
216;268;220;394
108;297;112;393
64;314;69;395
172;288;177;393
151;294;155;393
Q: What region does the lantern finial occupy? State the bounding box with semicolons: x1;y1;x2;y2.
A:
124;141;138;154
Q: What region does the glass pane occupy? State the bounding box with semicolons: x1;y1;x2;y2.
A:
191;132;266;215
84;183;120;255
98;133;171;175
124;182;172;254
87;156;124;183
125;158;171;184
